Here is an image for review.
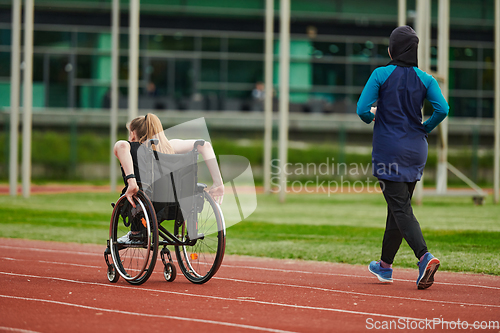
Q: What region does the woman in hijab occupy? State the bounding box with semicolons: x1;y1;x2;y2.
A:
357;26;449;289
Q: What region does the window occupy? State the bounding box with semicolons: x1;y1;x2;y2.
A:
33;54;44;81
77;32;99;49
34;31;71;48
450;47;478;62
48;55;69;107
351;41;376;61
312;63;346;86
482;48;494;62
227;60;262;83
451;97;477;117
148;59;169;96
0;52;10;77
482;68;494;90
227;38;263;54
148;34;195;51
201;59;220;82
202;37;221;52
352;65;372;86
76;55;92;79
312;42;347;57
450;68;478;90
0;29;11;46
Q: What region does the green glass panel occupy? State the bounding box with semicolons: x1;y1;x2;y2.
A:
353;65;371;86
19;84;45;108
201;59;220;82
312;42;347;57
76;55;92;79
482;69;494;91
33;31;71;48
313;63;345;86
227;38;263;54
0;29;11;46
202;37;221;52
186;0;262;9
450;47;478;62
352;41;376;61
482;48;494;62
148;59;169;95
77;32;99;48
228;60;262;83
451;0;493;20
341;0;397;15
0;83;10;107
78;86;108;109
0;52;10;77
450;68;478;90
148;34;194;51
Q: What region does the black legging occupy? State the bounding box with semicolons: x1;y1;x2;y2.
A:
378;179;428;264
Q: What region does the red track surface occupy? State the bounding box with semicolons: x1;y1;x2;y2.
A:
0;184;113;195
0;238;499;332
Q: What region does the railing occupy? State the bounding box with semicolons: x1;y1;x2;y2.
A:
0;108;496;135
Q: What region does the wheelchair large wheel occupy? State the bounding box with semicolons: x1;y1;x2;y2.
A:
174;191;226;284
109;191;158;285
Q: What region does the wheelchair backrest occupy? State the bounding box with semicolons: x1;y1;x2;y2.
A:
149;151;197;201
136;143;200;224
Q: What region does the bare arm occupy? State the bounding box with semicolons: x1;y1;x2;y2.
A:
170;139;224;204
114;140;138;207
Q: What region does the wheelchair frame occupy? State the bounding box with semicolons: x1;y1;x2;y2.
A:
104;140;226;285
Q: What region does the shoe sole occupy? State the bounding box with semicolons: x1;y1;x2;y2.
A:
417;258;440;290
368;265;393;283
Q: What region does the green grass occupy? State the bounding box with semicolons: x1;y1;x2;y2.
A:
0;192;499;275
1;130;496;187
0;193;113;244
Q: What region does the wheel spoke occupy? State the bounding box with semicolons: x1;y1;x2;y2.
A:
174;191;225;283
109;192;158;285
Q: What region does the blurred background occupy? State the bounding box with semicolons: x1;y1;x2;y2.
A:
0;0;496;187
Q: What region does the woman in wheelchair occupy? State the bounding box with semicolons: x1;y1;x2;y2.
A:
113;113;224;243
106;113;226;285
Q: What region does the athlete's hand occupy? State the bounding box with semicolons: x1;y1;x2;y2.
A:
371;107;377;121
209;184;224;205
125;178;139;208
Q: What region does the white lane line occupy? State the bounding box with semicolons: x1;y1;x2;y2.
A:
0;294;295;333
2;257;497;309
220;263;500;291
0;271;476;325
0;327;40;333
1;244;499;291
0;245;101;257
37;260;102;270
212;277;500;309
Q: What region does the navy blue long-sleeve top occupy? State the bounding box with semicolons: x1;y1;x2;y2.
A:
356;65;449;182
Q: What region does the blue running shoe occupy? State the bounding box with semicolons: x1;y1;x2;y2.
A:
417;253;440;290
368;261;393;283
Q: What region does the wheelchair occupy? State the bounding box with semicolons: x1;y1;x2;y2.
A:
104;140;226;285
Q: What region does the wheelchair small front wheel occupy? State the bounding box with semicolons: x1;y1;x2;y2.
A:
163;263;176;282
107;265;120;283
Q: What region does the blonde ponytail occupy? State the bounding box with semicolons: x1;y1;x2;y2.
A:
128;113;175;154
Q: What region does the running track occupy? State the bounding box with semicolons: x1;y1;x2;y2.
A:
0;238;499;332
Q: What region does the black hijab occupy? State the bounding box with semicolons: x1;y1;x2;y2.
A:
388;25;419;67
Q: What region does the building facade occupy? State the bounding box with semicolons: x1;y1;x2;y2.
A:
0;0;496;118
